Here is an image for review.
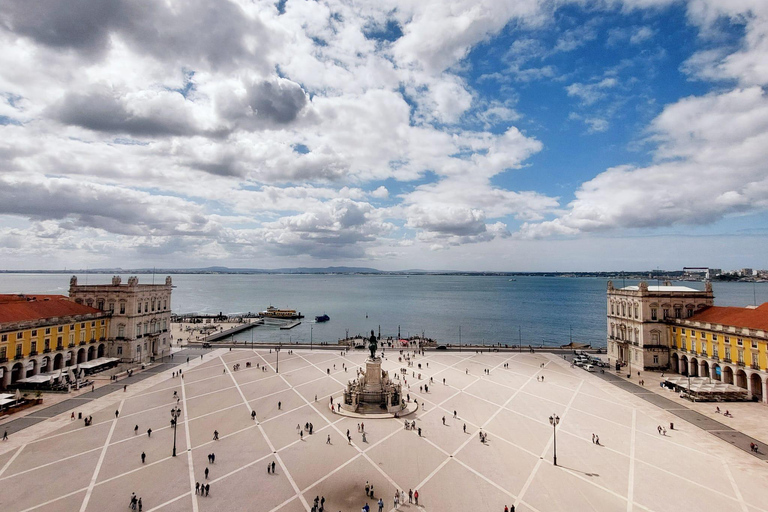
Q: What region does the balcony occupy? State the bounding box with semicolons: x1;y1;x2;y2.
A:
711;355;719;361
79;341;86;346
68;343;75;348
700;351;707;357
751;364;761;370
14;354;24;360
723;358;732;363
43;348;51;354
89;339;96;344
0;357;7;363
737;361;746;367
28;350;38;356
56;345;64;351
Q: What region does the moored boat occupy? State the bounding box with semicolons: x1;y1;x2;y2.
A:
259;306;304;319
315;314;330;322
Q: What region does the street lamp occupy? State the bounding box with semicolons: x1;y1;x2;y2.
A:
170;406;181;457
310;325;313;351
276;346;280;373
549;414;560;466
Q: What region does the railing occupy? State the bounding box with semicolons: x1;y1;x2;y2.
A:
56;345;64;351
14;354;24;360
700;351;707;357
79;341;86;346
751;364;761;370
43;348;51;354
737;361;746;367
0;357;7;363
711;355;719;361
68;343;75;348
89;339;96;344
723;358;732;363
28;350;38;356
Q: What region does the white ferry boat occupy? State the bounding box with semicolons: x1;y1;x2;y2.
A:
259;306;304;319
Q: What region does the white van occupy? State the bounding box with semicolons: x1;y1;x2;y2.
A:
584;364;596;372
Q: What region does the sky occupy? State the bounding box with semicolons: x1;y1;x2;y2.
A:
1;0;768;272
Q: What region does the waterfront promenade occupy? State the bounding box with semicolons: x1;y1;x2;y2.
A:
1;348;767;512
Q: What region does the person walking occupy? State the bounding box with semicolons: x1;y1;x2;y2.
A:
327;434;331;444
141;452;146;464
2;430;7;441
271;461;275;473
115;410;120;418
137;498;142;512
196;482;200;494
134;425;138;435
408;489;412;503
205;467;209;479
278;401;281;410
147;428;152;438
414;490;419;505
213;430;219;440
205;483;209;496
378;497;384;512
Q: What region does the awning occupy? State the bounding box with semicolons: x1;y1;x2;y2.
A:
77;357;119;370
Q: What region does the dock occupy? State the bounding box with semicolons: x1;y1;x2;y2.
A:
280;320;302;330
203;320;263;342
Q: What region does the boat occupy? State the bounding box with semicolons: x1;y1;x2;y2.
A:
315;314;330;323
258;306;304;319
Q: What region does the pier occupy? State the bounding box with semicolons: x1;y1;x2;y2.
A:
203;319;263;342
279;320;302;330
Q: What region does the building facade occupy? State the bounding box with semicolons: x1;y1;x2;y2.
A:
670;303;768;403
68;275;173;363
606;281;714;371
0;295;111;389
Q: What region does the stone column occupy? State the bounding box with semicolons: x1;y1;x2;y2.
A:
747;371;755;397
688;360;696;377
762;377;768;404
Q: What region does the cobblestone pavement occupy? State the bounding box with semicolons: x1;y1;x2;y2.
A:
1;348;767;512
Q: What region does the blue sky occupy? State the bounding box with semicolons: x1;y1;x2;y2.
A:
0;0;767;271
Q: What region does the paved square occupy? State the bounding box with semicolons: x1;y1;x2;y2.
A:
1;348;767;512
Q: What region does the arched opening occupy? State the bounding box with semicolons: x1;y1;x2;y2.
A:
66;351;75;367
40;356;51;374
11;363;24;384
77;348;86;364
53;353;64;370
87;346;96;361
722;366;734;385
0;366;8;389
712;363;721;381
700;361;710;378
690;358;699;377
25;359;38;379
735;370;748;390
680;355;689;376
750;373;763;401
97;344;105;358
671;353;679;374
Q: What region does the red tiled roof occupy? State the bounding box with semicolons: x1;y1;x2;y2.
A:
0;295;105;324
687;303;768;331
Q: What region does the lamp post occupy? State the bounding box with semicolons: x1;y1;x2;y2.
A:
549;413;560;466
171;406;181;457
276;346;280;373
310;325;313;351
459;326;461;352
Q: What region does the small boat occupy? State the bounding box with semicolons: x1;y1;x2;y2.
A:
315;314;330;323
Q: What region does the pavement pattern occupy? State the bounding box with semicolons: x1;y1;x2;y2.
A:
1;348;767;512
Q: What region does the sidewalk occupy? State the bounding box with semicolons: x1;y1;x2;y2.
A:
586;357;768;461
0;347;208;436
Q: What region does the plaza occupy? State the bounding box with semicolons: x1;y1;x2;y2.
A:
1;348;767;512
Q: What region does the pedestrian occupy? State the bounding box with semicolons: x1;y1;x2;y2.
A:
251;410;256;420
124;385;127;392
362;431;367;442
408;489;413;503
370;484;374;498
147;428;152;437
205;467;209;479
592;433;595;444
442;416;445;425
414;490;418;505
71;412;75;420
662;428;666;436
378;497;384;512
213;430;219;440
208;454;212;464
365;481;370;496
134;425;138;435
212;453;216;463
138;497;142;512
595;435;600;445
278;401;281;410
205;483;209;496
463;423;466;433
267;462;271;474
453;410;457;418
115;410;120;418
196;482;200;494
272;461;275;473
141;452;146;464
300;430;304;440
394;491;399;508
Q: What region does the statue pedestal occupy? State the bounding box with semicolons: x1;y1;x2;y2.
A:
363;357;382;392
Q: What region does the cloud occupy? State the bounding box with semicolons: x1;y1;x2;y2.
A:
521;86;768;238
565;77;619;105
370;186;389;199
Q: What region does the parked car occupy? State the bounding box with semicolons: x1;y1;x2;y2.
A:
202;342;212;348
583;364;596;372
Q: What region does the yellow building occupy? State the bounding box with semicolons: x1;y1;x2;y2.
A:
0;294;111;389
670;302;768;402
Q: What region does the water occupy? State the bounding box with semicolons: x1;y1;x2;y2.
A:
1;273;766;348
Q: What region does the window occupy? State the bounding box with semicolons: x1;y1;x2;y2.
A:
675;308;682;319
691;340;696;352
712;334;718;341
70;324;74;329
163;299;167;310
651;308;657;321
752;341;758;349
90;329;95;340
145;302;149;313
97;300;104;310
109;302;114;312
611;325;615;338
101;320;105;325
80;331;85;342
737;338;743;346
691;330;696;337
30;341;37;353
681;329;686;335
136;323;142;336
738;350;744;364
672;327;676;333
725;347;731;360
81;323;85;328
622;303;626;316
45;328;51;335
0;347;6;359
1;334;6;342
57;336;62;348
91;322;95;327
16;344;22;357
700;331;705;338
31;330;37;337
117;346;123;355
682;338;687;350
634;304;639;319
663;308;669;319
151;299;155;311
137;345;141;354
44;339;50;350
120;303;125;314
57;326;63;333
725;336;730;343
138;303;141;314
687;308;694;318
16;332;23;339
753;353;759;367
653;355;659;364
701;341;707;354
69;333;74;345
611;302;615;314
635;351;639;362
118;325;125;338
